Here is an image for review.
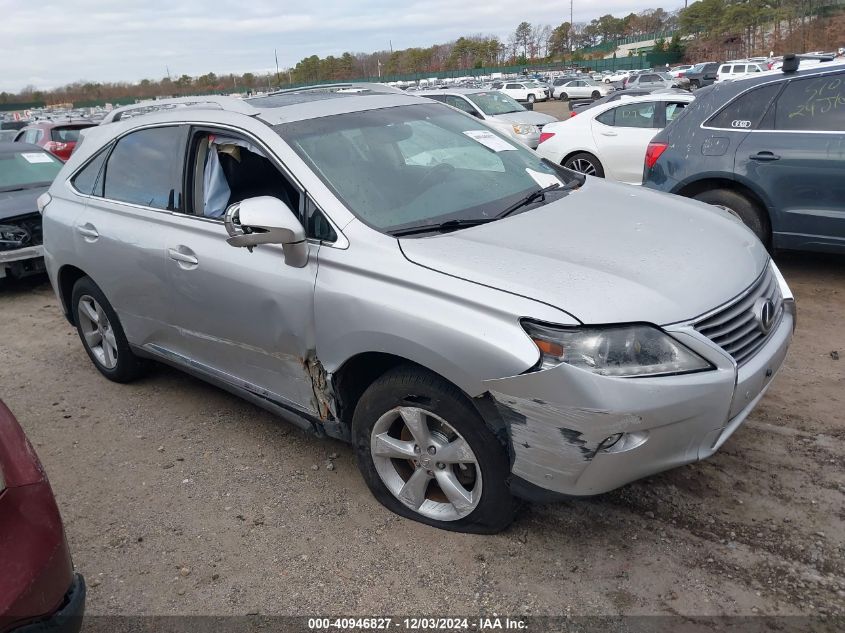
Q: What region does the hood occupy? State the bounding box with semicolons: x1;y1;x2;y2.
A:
400;179;768;325
0;186;46;221
491;111;558;126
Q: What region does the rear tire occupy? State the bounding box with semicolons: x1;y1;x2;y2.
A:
71;276;147;383
352;365;516;534
563;152;605;178
692;188;770;245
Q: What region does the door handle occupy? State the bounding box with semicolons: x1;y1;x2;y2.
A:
167;247;199;266
749;151;780;162
76;224;99;240
600;130;618;136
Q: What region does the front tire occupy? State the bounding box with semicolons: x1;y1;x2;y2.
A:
563;152;605;178
692;189;770;245
352;365;516;533
527;94;536;104
558;92;568;101
71;276;147;382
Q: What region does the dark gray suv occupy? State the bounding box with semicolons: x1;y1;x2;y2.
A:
643;62;845;253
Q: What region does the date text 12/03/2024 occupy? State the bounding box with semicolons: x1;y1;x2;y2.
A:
307;617;528;630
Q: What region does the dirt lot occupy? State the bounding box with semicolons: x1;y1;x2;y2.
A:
0;252;843;620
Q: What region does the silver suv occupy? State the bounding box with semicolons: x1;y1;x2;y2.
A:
40;86;794;533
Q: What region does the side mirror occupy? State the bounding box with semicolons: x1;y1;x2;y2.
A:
224;196;308;267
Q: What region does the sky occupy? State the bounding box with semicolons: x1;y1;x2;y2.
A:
0;0;683;92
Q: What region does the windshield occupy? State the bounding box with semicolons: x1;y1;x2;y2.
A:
0;149;63;191
277;103;574;234
466;92;525;115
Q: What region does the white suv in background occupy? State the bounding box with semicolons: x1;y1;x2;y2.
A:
716;62;767;82
498;81;548;104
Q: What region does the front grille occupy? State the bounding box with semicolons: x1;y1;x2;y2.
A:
694;266;782;366
0;213;43;251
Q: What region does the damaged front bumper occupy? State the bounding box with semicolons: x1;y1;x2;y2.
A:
482;303;794;499
0;245;45;279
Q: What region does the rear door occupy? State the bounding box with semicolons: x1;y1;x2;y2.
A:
71;125;187;346
736;71;845;250
591;101;661;183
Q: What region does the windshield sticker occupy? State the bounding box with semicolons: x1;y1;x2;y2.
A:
525;168;562;188
463;130;518;152
21;152;53;164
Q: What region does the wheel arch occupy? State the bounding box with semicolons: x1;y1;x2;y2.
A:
675;176;773;234
560;149;603;172
330;351;488;437
56;264;89;325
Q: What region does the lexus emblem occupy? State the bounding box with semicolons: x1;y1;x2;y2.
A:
753;298;776;334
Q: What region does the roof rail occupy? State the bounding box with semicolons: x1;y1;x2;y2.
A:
101;95;257;124
261;82;406;96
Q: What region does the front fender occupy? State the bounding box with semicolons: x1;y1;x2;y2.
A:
313;226;576;396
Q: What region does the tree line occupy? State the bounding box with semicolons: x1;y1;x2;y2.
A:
2;1;841;107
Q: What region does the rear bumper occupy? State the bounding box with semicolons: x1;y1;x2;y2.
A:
9;575;85;633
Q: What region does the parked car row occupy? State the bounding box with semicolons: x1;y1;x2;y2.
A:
538;57;844;254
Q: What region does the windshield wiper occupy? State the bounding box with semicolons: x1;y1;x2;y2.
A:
496;183;563;219
390;218;494;237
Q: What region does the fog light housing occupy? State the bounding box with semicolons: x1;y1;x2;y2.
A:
599;431;649;454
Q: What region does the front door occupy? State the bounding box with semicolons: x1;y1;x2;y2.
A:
159;127;322;415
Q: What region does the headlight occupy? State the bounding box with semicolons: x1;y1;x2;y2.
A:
522;321;713;377
512;124;539;135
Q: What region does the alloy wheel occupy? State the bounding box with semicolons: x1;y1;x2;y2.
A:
568;158;597;176
370;406;482;521
77;295;118;369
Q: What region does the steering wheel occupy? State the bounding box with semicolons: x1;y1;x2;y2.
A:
417;162;455;192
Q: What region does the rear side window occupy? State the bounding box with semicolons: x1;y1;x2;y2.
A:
102;126;186;210
71;146;110;196
720;65;730;74
773;73;845;131
23;129;43;144
597;102;657;128
705;82;782;130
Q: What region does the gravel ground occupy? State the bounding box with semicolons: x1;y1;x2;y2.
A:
0;252;842;620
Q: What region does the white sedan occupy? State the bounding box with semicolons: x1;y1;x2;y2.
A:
535;93;695;184
604;70;632;83
552;78;613;101
497;81;548;103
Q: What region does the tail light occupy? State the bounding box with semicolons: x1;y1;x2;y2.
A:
538;132;555;144
678;72;685;77
645;141;668;169
45;141;69;154
569;111;577;117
